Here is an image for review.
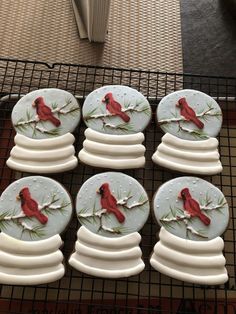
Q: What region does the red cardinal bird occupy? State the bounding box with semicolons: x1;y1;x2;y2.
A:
176;97;204;129
179;188;210;226
17;187;48;224
102;92;130;123
97;183;125;223
32;96;61;127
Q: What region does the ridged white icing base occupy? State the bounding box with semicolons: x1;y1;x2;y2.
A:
69;226;145;278
7;133;78;173
152;133;222;175
150;227;228;285
0;233;64;285
78;128;145;169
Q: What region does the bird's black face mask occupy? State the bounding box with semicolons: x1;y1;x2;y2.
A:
17;191;25;205
103;96;109;104
181;191;186;200
98;186;104;196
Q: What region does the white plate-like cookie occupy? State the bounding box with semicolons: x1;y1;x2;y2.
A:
79;85;152;169
150;176;229;285
69;172;150;278
0;176;73;285
152;89;223;175
7;88;81;173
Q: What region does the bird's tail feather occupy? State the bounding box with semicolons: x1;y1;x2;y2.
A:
118;112;130;123
114;210;125;223
35;212;48;224
198;212;210;226
49;116;61;127
191;117;204;129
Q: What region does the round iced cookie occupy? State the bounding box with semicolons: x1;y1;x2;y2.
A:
12;88;81;139
157;89;222;141
82;85;152;134
76;172;150;237
153;177;229;241
0;176;73;241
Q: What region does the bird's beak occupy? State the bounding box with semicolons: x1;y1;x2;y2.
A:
96;189;100;194
176;102;180;107
102;97;105;103
16;195;21;201
178;192;182;199
32;101;36;107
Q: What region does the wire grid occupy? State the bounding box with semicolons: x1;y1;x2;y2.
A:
0;59;235;314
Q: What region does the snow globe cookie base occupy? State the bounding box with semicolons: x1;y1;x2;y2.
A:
153;90;223;175
150;227;228;285
7;88;81;174
0;233;64;285
69;172;150;278
0;176;73;285
7;133;78;174
151;177;229;285
80;85;151;169
69;226;144;278
152;133;222;175
79;128;145;169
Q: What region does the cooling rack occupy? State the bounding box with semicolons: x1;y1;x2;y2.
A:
0;58;235;314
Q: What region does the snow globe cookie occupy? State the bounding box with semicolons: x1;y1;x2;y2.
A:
152;89;223;175
69;172;150;278
0;176;73;285
150;177;229;285
7;88;81;173
79;85;152;169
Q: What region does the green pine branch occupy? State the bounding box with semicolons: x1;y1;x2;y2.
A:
22;224;46;240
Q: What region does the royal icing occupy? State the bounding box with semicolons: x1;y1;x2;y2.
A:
12;88;81;139
76;172;149;237
0;176;73;285
152;133;222;175
157;89;222;141
0;233;64;285
69;172;149;278
7;133;78;173
153;177;229;241
69;226;144;278
153;89;223;174
82;85;151;135
150;227;228;285
150;177;229;284
79;128;145;169
0;176;72;241
8;89;80;173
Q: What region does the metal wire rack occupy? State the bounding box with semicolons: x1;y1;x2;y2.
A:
0;58;235;314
